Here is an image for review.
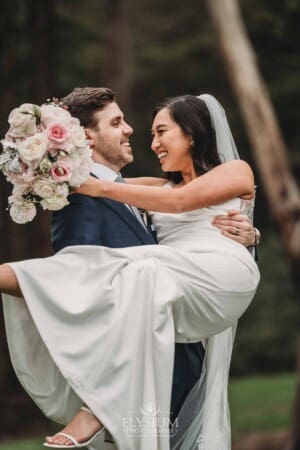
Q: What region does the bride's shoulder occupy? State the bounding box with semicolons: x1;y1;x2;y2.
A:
218;160;253;174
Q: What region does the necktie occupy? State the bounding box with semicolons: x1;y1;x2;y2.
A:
115;175;148;230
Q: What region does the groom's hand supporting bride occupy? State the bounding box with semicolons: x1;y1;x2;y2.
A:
212;209;258;248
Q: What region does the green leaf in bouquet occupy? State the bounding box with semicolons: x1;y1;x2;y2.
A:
23;192;43;203
0;152;12;169
33;104;41;124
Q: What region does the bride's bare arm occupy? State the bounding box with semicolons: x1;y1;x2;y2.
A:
76;160;255;213
124;177;167;186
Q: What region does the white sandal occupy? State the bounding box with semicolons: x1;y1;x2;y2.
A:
43;406;105;448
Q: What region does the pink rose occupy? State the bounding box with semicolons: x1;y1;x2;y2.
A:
47;122;70;144
51;163;71;182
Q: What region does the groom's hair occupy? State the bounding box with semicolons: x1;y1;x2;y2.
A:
62;87;115;129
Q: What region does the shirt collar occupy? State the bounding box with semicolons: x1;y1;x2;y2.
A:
91;162;120;181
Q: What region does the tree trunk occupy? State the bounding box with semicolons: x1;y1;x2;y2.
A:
205;0;300;282
205;1;300;449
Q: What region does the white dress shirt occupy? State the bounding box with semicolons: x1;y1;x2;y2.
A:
91;162;147;229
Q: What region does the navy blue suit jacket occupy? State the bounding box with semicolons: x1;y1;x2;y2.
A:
52;193;155;251
51;192;204;419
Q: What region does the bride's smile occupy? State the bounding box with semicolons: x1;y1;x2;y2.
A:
151;107;195;179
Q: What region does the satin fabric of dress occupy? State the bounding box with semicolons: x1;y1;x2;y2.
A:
2;196;259;450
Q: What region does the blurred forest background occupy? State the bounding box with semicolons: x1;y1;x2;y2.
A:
0;0;299;447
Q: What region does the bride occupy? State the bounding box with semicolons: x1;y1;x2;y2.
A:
0;94;260;450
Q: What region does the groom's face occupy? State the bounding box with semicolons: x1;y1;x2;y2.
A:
87;102;134;172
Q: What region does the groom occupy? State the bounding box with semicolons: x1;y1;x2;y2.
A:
51;87;257;448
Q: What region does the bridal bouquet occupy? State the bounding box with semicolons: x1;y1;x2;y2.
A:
0;100;93;223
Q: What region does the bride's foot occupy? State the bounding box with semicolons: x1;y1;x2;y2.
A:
45;406;103;447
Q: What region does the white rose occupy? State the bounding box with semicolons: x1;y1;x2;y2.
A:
69;164;90;187
55;183;69;198
70;125;87;148
77;145;93;159
70;117;80;127
19;133;48;163
19;103;39;114
41;195;69;211
8;104;40;138
10;200;37;224
40;104;71;127
33;178;56;199
67;149;92;187
67;145;92;171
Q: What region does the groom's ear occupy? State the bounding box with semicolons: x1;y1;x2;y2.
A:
85;128;95;148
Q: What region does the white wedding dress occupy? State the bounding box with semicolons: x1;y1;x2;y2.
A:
2;195;259;450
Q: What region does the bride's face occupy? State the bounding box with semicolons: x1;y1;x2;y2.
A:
151;107;193;174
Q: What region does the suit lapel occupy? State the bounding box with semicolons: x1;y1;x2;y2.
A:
100;198;154;244
91;171;155;244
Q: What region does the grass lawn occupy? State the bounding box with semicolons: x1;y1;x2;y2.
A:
0;373;296;449
0;439;45;450
229;372;296;439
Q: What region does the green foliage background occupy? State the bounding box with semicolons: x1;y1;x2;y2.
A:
0;0;299;419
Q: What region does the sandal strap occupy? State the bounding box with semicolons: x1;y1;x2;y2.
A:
54;432;78;445
80;405;94;415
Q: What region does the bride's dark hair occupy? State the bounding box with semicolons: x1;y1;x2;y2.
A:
153;95;222;184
